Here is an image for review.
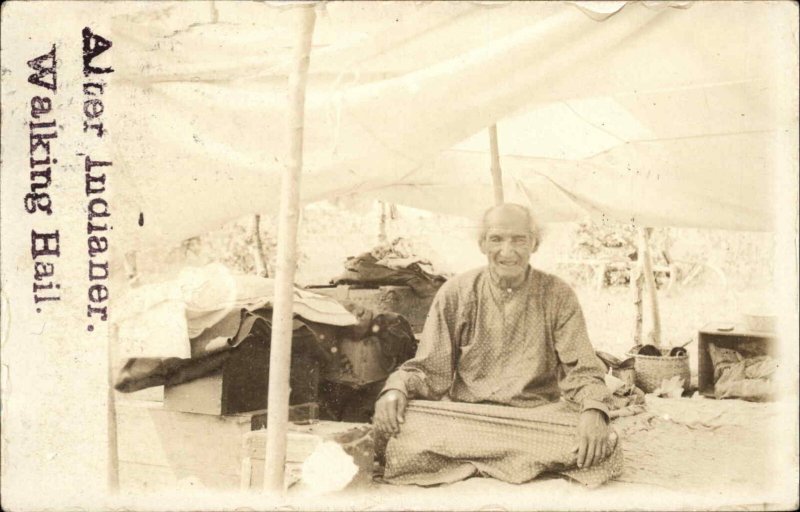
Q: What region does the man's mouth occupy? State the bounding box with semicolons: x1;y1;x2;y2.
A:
497;260;518;267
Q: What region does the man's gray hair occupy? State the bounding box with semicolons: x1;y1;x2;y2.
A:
478;203;542;251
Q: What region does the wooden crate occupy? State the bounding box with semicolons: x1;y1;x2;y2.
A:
242;422;374;491
164;372;225;415
698;323;777;397
116;400;256;492
115;400;318;492
163;329;321;415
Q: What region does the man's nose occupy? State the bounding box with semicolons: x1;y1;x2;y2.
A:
500;240;514;253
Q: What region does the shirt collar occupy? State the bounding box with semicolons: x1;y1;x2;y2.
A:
486;265;532;294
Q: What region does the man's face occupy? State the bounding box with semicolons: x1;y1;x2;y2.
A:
479;208;536;282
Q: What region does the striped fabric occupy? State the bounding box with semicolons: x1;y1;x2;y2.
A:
384;400;622;487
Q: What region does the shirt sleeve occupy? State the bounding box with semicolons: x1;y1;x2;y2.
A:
552;282;612;419
381;286;456;400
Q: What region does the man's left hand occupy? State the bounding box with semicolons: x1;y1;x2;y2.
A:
575;409;609;469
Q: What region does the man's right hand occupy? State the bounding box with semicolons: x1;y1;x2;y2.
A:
373;390;408;436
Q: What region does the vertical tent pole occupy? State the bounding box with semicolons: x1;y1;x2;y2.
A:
250;214;270;278
632;260;644;346
378;201;388;244
263;4;316;493
488;124;504;205
109;258;137;492
637;226;662;347
107;324;119;492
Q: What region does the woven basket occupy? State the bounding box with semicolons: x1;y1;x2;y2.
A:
626;348;690;394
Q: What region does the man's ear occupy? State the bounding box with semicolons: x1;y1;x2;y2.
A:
529;233;539;254
478;236;488;255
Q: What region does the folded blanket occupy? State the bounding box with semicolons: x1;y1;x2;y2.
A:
384;400;622;487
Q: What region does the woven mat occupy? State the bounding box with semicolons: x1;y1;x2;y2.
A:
612;396;787;495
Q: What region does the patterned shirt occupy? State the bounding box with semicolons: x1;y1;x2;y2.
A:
382;266;611;416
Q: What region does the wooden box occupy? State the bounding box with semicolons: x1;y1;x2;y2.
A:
309;285;433;334
322;337;390;387
242;422;374;491
163;329;321;415
116;400;257;492
697;322;777;397
115;400;318;492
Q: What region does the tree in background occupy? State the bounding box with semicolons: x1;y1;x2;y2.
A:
569;220;673;288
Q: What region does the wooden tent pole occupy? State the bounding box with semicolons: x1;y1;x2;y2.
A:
107;325;120;492
488;124;504;205
378;201;388;243
250;214;269;278
263;4;316;493
631;259;644;346
638;226;662;347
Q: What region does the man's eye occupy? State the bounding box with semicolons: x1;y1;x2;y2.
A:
513;237;528;244
489;236;501;242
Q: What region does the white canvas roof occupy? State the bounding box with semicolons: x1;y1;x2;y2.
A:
108;1;798;249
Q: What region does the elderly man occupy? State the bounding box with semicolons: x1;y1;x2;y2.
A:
374;203;615;482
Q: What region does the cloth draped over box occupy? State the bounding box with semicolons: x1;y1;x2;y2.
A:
113;309;328;393
114;264;358;360
384;400;622;487
113;265;419;396
112;264;358;392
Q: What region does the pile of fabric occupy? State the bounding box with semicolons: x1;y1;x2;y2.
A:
331;238;446;296
708;343;778;401
596;351;647;413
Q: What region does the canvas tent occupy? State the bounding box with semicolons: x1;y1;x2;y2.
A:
108;0;797;254
105;0;798;493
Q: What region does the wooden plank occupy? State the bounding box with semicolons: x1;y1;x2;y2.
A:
246;462;303;492
245;422;372;459
115;401;321;493
116;400;251;477
699;322;776;338
163;372;223;415
118;385;164;402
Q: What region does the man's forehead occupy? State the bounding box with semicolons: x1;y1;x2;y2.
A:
485;226;531;237
485;208;530;232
